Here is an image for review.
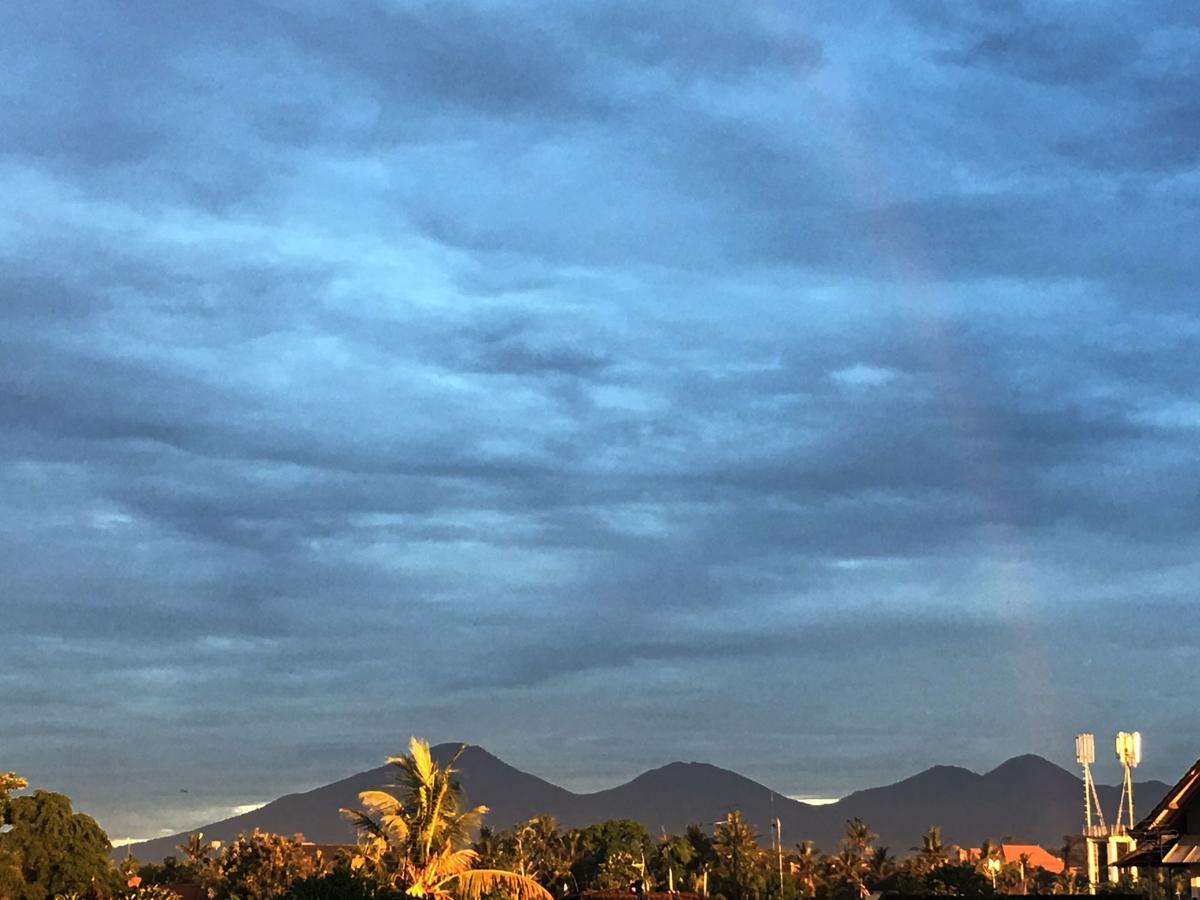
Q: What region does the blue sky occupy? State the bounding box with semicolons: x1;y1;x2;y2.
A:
3;1;1199;841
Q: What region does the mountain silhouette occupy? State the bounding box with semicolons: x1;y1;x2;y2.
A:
121;745;1168;861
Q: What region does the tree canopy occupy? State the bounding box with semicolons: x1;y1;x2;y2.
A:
0;787;118;900
342;738;552;900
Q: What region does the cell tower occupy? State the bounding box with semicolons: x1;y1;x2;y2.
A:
1115;731;1142;832
1077;734;1106;835
1076;731;1142;894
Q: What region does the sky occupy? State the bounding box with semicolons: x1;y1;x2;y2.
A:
3;1;1199;843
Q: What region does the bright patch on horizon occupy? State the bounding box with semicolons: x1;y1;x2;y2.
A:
790;796;840;806
110;802;268;847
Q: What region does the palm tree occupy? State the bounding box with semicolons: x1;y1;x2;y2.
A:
656;833;695;893
974;840;1002;891
1052;868;1081;895
683;824;715;894
829;819;875;898
866;847;895;886
712;812;762;900
516;816;573;893
829;845;865;895
843;819;875;855
976;840;996;866
343;737;552;900
1017;852;1032;895
790;840;822;898
912;826;945;875
473;826;508;870
179;832;216;871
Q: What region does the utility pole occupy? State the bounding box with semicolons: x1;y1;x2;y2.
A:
773;817;784;897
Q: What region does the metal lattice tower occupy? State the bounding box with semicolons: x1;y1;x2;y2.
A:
1077;733;1106;836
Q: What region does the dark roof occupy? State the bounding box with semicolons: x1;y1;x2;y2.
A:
1118;835;1200;869
1115;841;1167;869
1133;758;1200;836
1114;756;1200;869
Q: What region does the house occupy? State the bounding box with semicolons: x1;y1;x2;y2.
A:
945;844;1064;875
1116;756;1200;896
999;844;1065;875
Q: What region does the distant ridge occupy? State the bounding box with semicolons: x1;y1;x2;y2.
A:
121;745;1168;861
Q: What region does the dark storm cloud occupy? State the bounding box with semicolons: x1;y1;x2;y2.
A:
3;0;1199;840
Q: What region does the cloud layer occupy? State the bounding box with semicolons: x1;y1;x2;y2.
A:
3;1;1199;839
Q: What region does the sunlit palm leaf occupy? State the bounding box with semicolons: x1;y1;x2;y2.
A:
341;808;387;839
430;848;478;878
409;737;435;789
358;790;404;816
452;869;555;900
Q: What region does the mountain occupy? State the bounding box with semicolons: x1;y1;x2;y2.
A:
827;754;1165;851
121;745;1169;861
121;745;575;862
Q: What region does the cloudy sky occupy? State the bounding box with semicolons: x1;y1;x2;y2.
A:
4;1;1200;842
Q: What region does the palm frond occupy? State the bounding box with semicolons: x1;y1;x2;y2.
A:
409;737;435;786
358;790;404;815
342;808;387;839
451;869;555;900
429;848;479;878
381;814;411;842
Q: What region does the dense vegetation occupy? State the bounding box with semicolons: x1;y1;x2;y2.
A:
0;747;1181;900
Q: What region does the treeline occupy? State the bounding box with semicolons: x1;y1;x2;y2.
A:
128;816;1058;900
0;743;1175;900
466;815;1083;899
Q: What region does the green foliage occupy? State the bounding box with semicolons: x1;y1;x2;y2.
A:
137;856;198;887
473;826;511;870
682;825;716;893
649;833;695;892
0;788;119;900
823;818;876;900
0;767;1073;900
282;866;400;900
1132;867;1195;900
1097;871;1141;894
205;829;315;900
178;832;216;871
514;816;576;894
118;854;141;882
922;862;995;897
1051;867;1089;895
119;886;182;900
132;832;215;889
790;840;822;899
569;819;653;890
342;738;552;900
913;826;946;876
712;812;766;900
865;847;895;887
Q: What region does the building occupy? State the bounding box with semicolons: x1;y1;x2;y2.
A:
999;844;1065;876
945;844;1065;875
1116;757;1200;896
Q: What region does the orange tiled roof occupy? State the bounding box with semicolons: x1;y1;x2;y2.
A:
1000;844;1064;874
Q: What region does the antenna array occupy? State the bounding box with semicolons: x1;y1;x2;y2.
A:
1076;731;1142;894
